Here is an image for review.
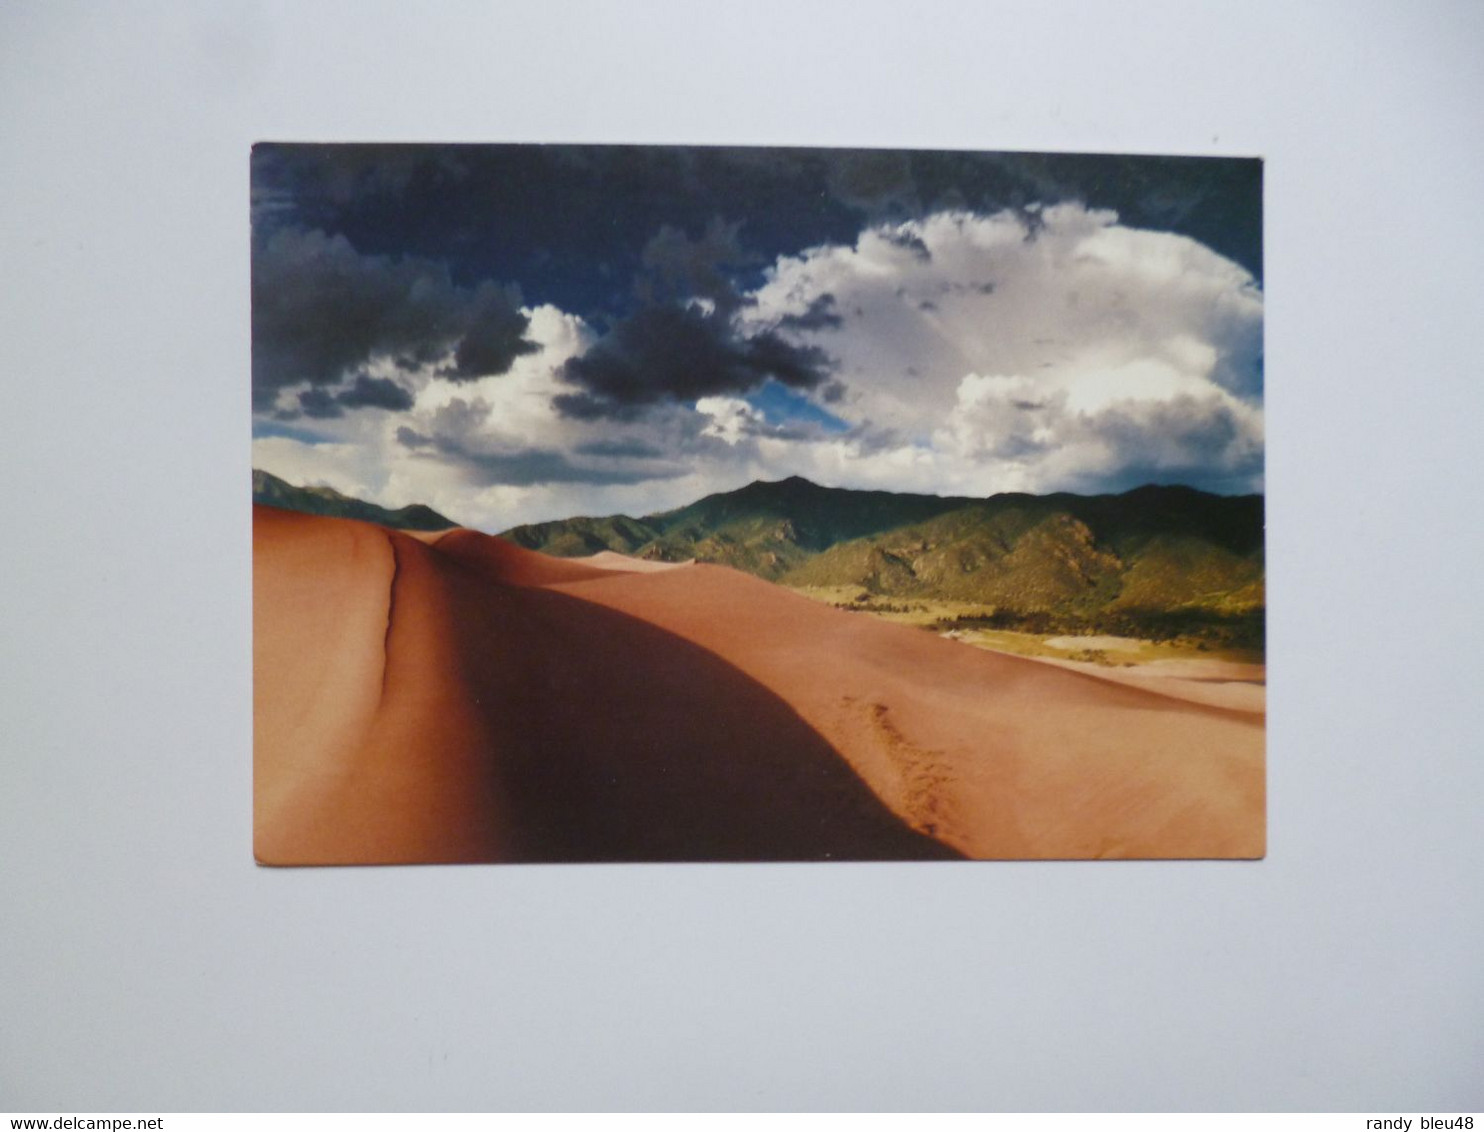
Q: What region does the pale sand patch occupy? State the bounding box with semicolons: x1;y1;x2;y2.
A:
401;527;457;545
1043;634;1146;652
1009;653;1265;714
578;550;694;573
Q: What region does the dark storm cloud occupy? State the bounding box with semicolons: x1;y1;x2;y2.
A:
840;421;910;456
251;227;535;412
447;285;539;379
879;229;932;260
253;144;1263;334
554;303;834;420
636;219;756;317
297;387;343;419
251;144;467;225
545;392;651;423
337;373;415;411
574;438;667;459
281;372;415;420
254;145;853;323
825;149;1261;280
776;293;844;332
739;330;832;387
395;425;681;488
822;150;920;219
551;216;838;419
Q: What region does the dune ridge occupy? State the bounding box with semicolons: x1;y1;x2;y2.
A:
254;505;1264;864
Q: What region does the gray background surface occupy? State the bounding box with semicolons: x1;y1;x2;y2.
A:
2;0;1481;1111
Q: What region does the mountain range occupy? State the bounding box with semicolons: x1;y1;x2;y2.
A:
252;469;456;531
252;469;1264;643
501;476;1264;635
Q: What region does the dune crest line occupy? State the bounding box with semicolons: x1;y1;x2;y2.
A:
377;532;400;709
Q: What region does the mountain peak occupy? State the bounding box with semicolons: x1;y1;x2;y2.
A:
745;474;821;493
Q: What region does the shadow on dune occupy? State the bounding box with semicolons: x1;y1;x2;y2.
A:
253;506;959;864
425;534;961;862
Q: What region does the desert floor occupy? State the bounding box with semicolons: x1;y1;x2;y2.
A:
254;506;1265;865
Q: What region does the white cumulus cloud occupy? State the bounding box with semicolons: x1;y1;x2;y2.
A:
741;203;1264;494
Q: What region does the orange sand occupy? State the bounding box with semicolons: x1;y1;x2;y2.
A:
1013;655;1266;715
254;505;1264;864
577;550;693;572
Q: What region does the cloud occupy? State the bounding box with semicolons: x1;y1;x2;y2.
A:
253;202;1264;529
554;302;833;419
574;438;667;459
739;203;1264;494
297;387;343;419
636;218;756;316
283;368;416;419
337;373;415;411
251;227;535;412
252;144;443;213
549;218;842;420
252;297;825;528
370;308;698;492
936;371;1261;493
393;388;692;488
396;424;676;487
250;435;383;503
775;293;843;332
822;150;920;219
696;396;765;445
446;284;540;379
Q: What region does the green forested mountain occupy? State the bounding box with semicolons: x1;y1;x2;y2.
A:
500;476;1264;631
253;468;1263;633
252;469;458;531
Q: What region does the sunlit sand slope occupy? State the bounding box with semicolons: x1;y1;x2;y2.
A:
254;505;1263;864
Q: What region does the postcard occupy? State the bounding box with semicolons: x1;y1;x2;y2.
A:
251;143;1264;864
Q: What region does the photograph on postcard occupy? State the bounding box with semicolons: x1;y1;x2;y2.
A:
251;144;1264;865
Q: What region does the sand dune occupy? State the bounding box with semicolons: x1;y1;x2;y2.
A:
254;505;1264;864
578;550;693;573
1011;654;1267;715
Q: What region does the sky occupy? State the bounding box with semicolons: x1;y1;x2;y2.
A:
251;144;1263;531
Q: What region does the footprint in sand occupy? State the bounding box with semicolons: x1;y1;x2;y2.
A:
851;697;964;844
